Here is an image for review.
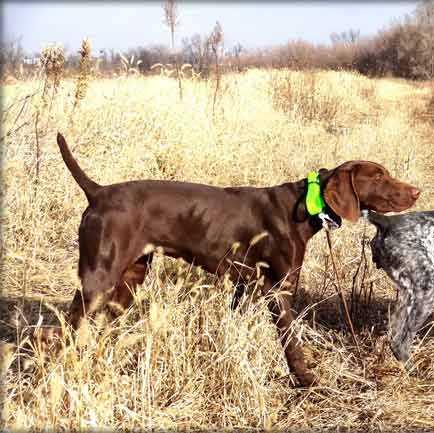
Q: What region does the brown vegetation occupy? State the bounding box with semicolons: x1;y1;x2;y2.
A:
1;66;433;431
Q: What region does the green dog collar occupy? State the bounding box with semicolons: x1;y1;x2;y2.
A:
306;171;325;216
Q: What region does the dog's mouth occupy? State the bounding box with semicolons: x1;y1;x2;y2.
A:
363;194;419;214
369;202;409;214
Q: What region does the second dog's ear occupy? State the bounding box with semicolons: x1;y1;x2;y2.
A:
323;167;360;222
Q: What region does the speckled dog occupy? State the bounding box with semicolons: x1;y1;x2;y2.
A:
368;210;434;363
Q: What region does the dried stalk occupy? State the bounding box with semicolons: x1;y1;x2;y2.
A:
325;230;361;356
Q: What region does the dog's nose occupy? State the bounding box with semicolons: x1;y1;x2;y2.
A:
410;188;421;200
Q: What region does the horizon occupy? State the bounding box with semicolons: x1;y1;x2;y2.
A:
4;1;417;56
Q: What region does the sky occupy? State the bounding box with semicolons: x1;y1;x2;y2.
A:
3;1;417;55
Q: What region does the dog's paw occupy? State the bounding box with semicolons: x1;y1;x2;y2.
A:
33;327;63;348
296;370;317;388
390;340;410;364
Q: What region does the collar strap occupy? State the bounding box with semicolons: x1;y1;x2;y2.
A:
306;171;325;216
306;171;341;231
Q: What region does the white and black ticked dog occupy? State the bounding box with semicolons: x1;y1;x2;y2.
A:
368;210;434;363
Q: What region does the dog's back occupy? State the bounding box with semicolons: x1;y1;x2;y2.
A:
368;210;434;231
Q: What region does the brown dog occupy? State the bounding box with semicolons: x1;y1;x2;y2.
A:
50;133;420;387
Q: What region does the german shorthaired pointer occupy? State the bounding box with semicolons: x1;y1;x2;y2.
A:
44;133;419;387
368;210;434;363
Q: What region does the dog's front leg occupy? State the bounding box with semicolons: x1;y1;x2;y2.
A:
264;278;316;387
389;274;434;364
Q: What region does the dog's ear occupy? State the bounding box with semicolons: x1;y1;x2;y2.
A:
323;167;360;222
318;167;333;183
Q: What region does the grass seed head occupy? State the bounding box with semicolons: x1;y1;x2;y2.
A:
39;43;65;92
74;37;92;106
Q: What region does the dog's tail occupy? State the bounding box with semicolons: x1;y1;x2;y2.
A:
367;211;391;231
57;133;101;202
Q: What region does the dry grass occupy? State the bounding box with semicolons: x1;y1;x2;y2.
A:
1;69;434;432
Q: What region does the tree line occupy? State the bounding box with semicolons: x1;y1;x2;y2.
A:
2;0;434;80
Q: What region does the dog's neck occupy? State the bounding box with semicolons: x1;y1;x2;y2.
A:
279;173;341;241
274;180;321;242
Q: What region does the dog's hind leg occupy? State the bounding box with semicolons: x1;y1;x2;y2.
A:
108;254;154;313
67;268;120;330
68;253;154;328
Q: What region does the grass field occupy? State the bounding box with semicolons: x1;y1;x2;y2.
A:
1;69;434;431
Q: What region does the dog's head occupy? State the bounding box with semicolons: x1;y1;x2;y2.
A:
322;161;420;222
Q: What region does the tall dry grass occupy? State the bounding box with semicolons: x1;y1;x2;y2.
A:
1;69;433;432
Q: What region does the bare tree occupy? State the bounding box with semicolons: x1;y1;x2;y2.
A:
208;21;224;116
233;42;243;72
415;0;434;78
163;0;183;99
181;33;212;76
163;0;179;51
330;29;360;46
0;36;25;77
